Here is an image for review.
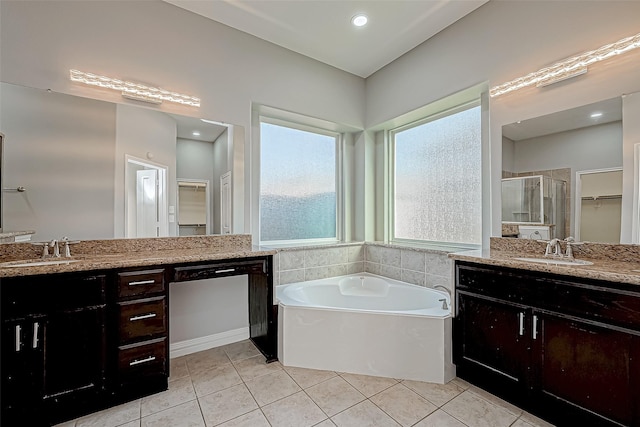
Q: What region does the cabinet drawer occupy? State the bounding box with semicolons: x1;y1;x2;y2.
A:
118;297;166;343
2;274;107;317
117;269;165;299
173;260;266;282
118;338;167;379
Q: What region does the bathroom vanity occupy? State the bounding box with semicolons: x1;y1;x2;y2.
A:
0;235;276;426
452;242;640;427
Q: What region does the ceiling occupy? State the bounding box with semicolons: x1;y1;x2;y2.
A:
502;97;622;142
170;113;229;142
164;0;488;78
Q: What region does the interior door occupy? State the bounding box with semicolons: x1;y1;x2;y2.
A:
136;169;159;237
220;171;231;235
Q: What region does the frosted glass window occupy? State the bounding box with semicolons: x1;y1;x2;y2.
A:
260;121;337;242
393;105;481;245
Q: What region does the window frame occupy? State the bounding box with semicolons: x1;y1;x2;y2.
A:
258;115;344;246
388;99;482;249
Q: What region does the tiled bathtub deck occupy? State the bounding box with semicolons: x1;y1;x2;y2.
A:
56;341;553;427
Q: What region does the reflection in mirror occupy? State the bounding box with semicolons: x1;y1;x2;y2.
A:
502;97;623;242
0;82;237;241
177;179;210;236
126;156;168;238
575;168;622;243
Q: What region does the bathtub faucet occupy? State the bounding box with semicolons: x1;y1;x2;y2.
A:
433;285;451;310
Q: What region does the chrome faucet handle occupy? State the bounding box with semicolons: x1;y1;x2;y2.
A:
32;242;50;258
563;237;583;260
60;236;80;258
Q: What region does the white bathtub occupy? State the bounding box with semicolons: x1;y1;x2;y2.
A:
277;273;455;383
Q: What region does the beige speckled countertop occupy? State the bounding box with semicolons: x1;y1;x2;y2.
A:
0;235;276;278
449;238;640;286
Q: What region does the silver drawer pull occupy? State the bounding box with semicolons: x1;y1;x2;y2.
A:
130;313;157;321
129;356;156;366
15;325;21;352
128;280;155;286
32;322;39;349
215;268;235;274
518;312;525;336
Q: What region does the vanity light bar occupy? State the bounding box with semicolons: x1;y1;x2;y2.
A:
490;32;640;98
69;69;201;107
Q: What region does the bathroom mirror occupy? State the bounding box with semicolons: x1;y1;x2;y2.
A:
502;97;624;243
0;82;242;241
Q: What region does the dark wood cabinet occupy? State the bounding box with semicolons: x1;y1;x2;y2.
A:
114;268;169;399
1;273;107;426
456;293;531;392
454;261;640;427
0;254;275;426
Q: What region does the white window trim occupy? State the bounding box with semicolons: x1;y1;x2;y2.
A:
387;100;482;250
257;115;344;246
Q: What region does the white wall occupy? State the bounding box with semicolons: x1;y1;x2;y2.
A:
0;83;116;241
169;276;248;350
512;122;622;173
0;1;365;236
365;0;640;246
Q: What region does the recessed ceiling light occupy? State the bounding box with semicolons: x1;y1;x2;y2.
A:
590;112;603;118
351;14;368;27
192;131;201;136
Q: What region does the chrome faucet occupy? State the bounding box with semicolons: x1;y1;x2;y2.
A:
50;239;60;258
433;285;451;310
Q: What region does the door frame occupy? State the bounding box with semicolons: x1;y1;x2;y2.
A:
124;155;168;238
633;143;640;244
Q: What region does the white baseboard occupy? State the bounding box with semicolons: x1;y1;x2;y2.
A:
169;327;250;358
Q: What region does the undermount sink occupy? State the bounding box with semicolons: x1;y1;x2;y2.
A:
514;257;593;266
0;259;80;268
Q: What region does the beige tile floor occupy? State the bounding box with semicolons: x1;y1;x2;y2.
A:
56;340;555;427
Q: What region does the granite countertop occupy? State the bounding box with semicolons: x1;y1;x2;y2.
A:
450;244;640;287
0;235;276;278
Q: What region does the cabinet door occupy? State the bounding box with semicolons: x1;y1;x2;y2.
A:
42;305;107;402
455;293;531;394
535;313;639;426
1;317;46;425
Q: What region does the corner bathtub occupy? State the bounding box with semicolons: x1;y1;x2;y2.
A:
276;273;455;383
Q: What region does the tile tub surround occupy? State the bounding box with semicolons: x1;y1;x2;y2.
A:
274;242;454;293
55;339;555;427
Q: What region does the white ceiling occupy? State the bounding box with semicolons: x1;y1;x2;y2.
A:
502;97;622;142
164;0;488;78
170;113;228;142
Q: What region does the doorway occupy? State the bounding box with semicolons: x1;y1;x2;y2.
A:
575;168;623;243
177;179;211;236
125;156;168;238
